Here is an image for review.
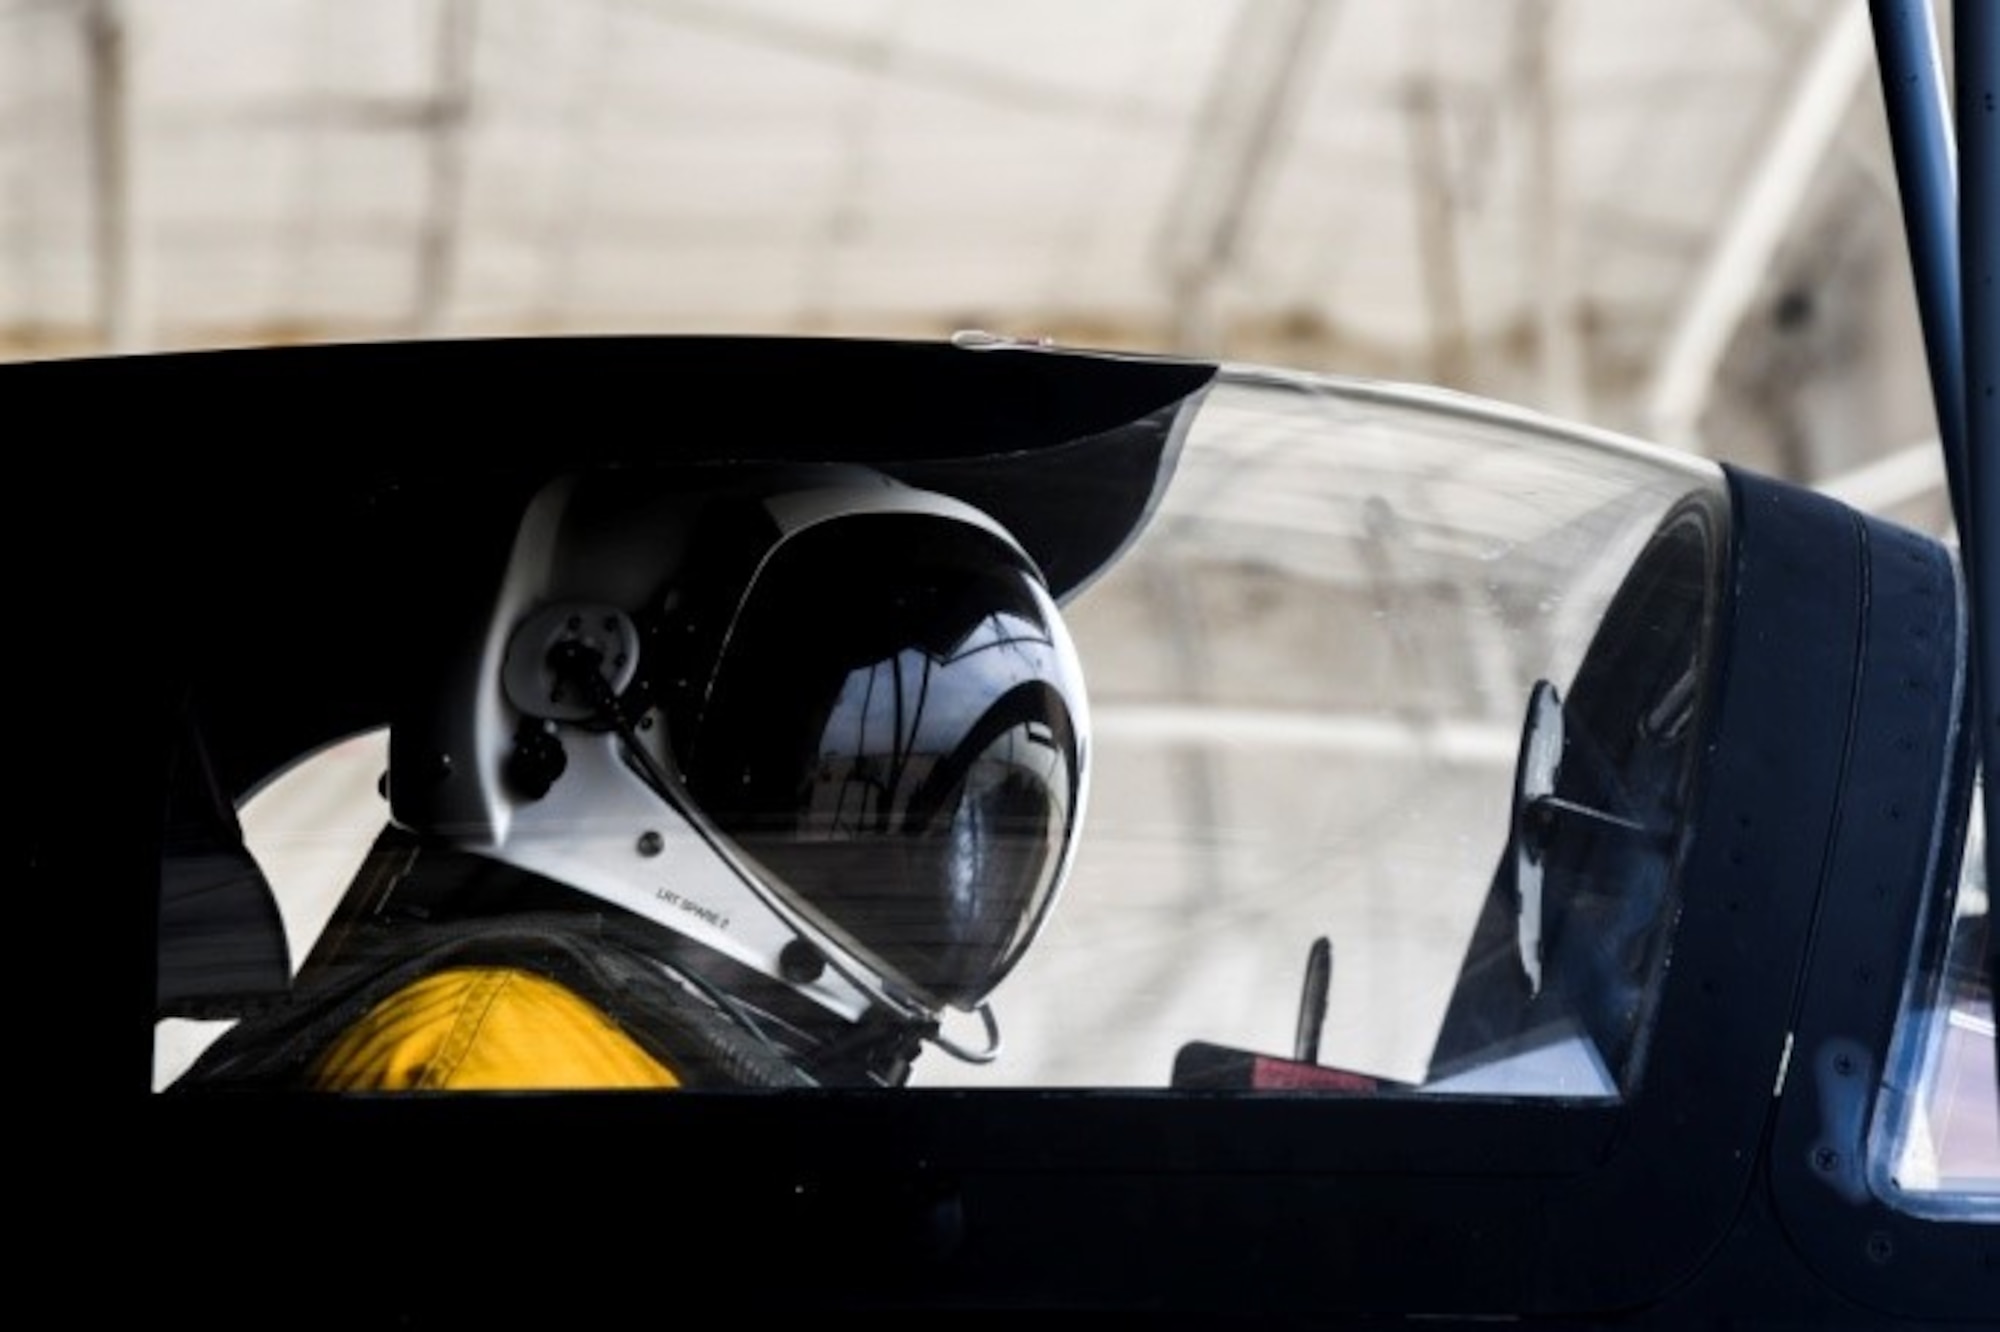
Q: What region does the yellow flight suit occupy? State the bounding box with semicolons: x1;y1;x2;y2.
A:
309;966;682;1091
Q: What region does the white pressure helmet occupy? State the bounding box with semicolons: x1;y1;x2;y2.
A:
386;464;1090;1063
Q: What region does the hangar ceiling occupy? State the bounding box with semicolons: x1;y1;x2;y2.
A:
0;0;1959;525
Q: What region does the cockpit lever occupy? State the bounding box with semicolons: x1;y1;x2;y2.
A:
1294;936;1332;1063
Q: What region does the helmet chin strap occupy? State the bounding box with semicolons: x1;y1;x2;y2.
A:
926;1001;1003;1065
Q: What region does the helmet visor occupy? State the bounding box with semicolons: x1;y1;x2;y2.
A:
677;512;1086;1009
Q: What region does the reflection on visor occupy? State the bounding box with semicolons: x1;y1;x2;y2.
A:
676;514;1085;1009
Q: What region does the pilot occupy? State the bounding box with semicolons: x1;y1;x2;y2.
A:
171;462;1094;1092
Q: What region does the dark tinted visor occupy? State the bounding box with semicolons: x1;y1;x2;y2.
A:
677;512;1086;1009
